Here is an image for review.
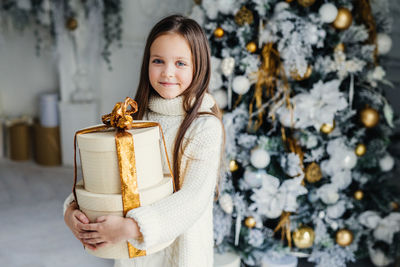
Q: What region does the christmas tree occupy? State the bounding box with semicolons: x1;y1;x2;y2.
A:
190;0;400;266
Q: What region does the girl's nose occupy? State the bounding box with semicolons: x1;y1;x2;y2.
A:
162;64;174;78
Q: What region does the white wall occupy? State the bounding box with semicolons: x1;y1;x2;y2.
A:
0;29;58;117
0;0;193;119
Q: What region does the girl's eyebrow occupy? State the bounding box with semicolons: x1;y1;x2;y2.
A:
150;54;190;61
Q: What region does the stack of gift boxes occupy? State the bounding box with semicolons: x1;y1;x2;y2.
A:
75;120;175;259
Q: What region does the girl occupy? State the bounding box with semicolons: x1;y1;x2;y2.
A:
64;14;224;267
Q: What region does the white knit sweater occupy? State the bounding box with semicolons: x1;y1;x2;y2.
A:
63;93;223;267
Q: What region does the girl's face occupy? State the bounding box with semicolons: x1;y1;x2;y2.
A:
149;33;193;99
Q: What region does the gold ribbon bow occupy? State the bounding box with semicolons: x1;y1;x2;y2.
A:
73;97;175;258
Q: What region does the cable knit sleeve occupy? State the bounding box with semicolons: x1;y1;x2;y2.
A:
126;115;223;249
62;192;75;216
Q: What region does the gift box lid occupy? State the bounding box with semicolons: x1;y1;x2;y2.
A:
77;122;160;152
75;175;173;212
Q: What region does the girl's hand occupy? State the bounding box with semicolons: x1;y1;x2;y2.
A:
64;202;97;250
78;215;142;247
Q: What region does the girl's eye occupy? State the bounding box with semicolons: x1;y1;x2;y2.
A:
152;59;163;64
176;61;186;67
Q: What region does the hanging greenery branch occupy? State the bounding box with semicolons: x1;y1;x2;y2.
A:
0;0;123;70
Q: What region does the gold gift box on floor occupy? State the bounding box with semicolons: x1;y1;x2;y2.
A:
33;123;61;166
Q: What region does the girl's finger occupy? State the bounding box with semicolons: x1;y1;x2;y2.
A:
79;231;100;239
96;216;107;223
78;222;98;231
95;242;108;248
83;237;103;245
84;243;97;250
75;213;89;224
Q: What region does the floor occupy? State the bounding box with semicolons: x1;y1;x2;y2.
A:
0;158;396;267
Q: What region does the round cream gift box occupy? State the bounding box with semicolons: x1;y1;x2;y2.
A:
75;176;175;259
77;124;165;194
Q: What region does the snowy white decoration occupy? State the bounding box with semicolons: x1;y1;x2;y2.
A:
307;24;320;45
331;170;352;190
377;33;392;55
189;5;205;26
367;66;386;87
327;200;346;219
232;76;251;95
219;193;233;214
369;246;393;267
342;151;358;170
277;80;348;130
213;89;228;109
379;154;395;172
17;0;32;10
250;174;284;219
319;3;338;23
279;176;308;212
280;153;303;177
250;175;307;218
244;168;268;188
274;2;290;14
262;254;298;267
358;211;381;229
373;213;400;244
317;183;339;204
210;57;223;92
327;51;366;80
221;57;235;77
250;148;271;169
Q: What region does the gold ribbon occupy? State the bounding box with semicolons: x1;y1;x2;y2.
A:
355;0;378;65
274;128;306;247
73;97;175;258
248;42;291;132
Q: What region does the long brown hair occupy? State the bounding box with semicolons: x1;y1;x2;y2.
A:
133;14;224;191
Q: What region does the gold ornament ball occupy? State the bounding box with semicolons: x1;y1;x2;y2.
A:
293;226;315;249
229;159;239;172
244;216;256;228
66;18;78;31
360;107;379;128
305;162;322;183
333;8;353;30
286;0;294;2
320;121;335;134
335;43;345;52
234;6;254;26
214;27;225;38
297;0;316;7
292;65;312;81
390;202;399;211
354;190;364;200
246;42;257;53
355;144;367;157
336;229;353;247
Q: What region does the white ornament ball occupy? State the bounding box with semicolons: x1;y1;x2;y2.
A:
221;57;235;76
232;76;251;95
212;89;228;109
377;33;392;55
219;193;233;214
342;151;357;169
250;148;271;169
274;1;290;14
319;3;338;23
369;247;393;267
244;168;268;188
379;154;395;172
